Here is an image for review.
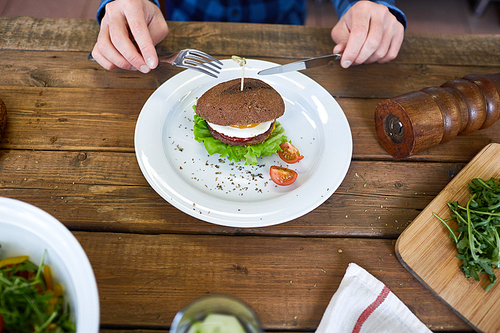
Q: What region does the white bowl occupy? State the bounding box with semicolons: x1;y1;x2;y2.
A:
0;197;100;332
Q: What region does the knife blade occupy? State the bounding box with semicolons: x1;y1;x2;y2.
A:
257;53;341;75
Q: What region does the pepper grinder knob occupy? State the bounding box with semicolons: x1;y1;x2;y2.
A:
374;73;500;158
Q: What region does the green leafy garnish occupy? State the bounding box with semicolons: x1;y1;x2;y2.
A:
193;114;287;165
434;177;500;292
0;251;76;332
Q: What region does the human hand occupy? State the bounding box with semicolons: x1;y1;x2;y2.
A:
92;0;169;73
331;1;404;68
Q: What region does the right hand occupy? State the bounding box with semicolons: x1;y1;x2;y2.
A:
92;0;169;73
331;1;404;68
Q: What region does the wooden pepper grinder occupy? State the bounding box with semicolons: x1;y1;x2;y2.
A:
374;73;500;158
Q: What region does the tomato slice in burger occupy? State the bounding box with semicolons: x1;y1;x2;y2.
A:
270;166;298;186
278;142;304;164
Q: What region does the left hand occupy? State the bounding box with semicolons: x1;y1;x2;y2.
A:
331;1;404;68
92;0;169;72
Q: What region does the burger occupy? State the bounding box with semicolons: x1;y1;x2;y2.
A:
193;78;288;165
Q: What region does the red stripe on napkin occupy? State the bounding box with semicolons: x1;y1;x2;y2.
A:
352;286;390;333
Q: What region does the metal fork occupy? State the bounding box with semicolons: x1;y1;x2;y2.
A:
159;49;223;78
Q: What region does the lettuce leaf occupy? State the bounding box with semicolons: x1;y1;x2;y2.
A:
193;114;288;165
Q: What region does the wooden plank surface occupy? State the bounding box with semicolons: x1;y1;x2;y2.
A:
396;143;500;333
75;231;470;331
1;50;500;99
2;17;500;66
1;86;499;162
0;147;463;236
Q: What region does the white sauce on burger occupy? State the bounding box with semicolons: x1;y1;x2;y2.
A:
206;120;274;139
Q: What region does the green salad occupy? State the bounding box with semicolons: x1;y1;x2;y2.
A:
0;250;75;333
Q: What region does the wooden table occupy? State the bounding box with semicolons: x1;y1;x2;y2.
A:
1;16;500;332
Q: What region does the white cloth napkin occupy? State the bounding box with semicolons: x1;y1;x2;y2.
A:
315;263;431;333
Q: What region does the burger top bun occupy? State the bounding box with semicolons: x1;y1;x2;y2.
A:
196;78;285;126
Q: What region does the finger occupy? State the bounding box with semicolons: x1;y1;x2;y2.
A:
364;33;392;64
363;26;392;64
377;26;404;63
340;14;370;68
95;22;134;70
133;10;169;70
333;42;346;55
149;14;169;45
365;19;404;64
91;46;119;71
107;6;151;73
331;19;349;45
331;22;347;58
352;14;385;65
126;6;158;70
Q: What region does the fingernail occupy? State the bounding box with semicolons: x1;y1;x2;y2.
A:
146;57;155;69
131;66;138;71
341;60;352;68
140;65;150;73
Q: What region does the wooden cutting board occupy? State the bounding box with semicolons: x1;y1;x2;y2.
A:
396;143;500;333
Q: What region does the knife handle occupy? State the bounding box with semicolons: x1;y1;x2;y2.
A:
374;73;500;158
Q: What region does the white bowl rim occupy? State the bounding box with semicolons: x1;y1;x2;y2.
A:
0;197;100;332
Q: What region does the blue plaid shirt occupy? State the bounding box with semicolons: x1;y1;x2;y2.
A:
98;0;406;28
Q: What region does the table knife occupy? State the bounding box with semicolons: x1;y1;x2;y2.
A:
257;53;341;75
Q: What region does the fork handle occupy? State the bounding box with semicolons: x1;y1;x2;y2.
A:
158;54;177;64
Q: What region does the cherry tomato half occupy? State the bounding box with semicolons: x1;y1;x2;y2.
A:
270;166;298;186
278;142;304;164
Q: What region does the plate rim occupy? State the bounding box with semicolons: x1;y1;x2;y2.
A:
135;58;352;227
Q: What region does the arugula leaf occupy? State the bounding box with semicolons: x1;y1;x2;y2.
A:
434;177;500;291
193;114;288;165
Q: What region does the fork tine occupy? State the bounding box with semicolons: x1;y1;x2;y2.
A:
188;49;223;66
165;49;223;78
184;55;223;70
184;60;220;77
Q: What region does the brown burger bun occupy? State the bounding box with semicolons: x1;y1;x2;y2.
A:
196;78;285;126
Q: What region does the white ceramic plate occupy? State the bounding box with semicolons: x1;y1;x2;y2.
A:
0;197;100;333
135;59;352;228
